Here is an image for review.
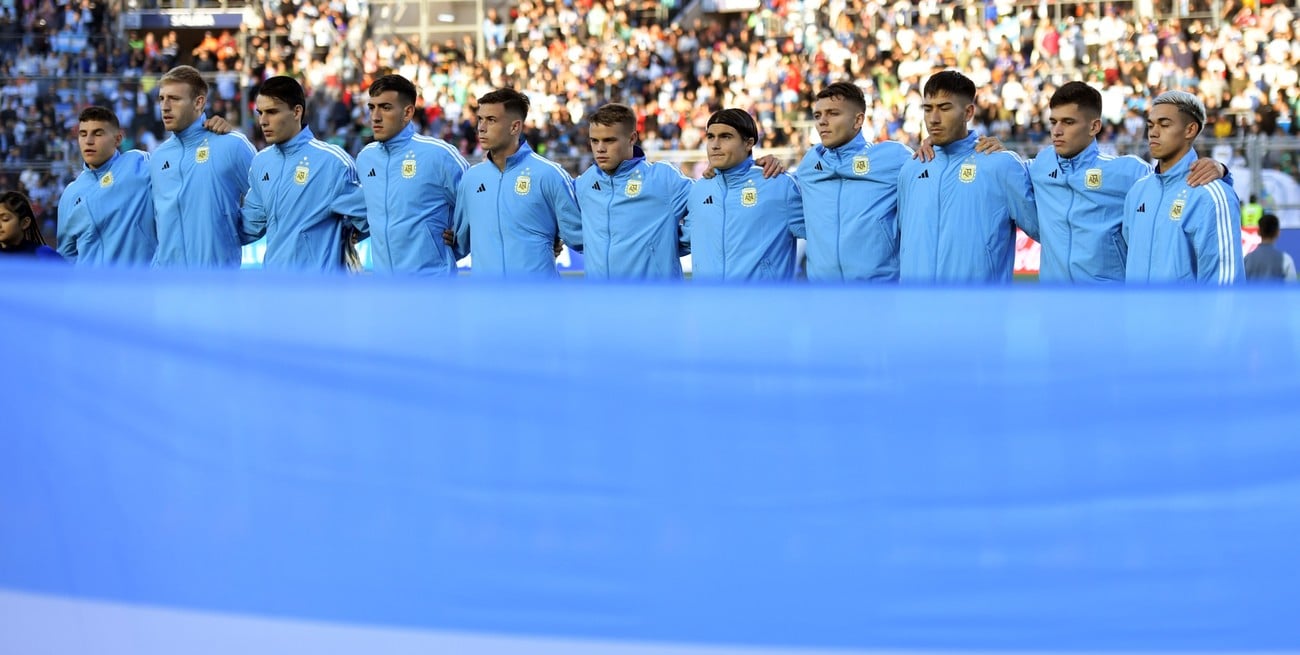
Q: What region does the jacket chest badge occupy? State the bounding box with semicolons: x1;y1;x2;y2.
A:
515;173;531;196
1169;199;1185;220
624;179;642;198
195;144;210;164
100;172;114;188
853;156;870;175
294;157;310;185
958;162;977;183
402;152;417;179
740;184;758;207
1085;168;1102;189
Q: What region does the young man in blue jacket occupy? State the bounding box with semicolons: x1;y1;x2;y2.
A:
1123;91;1243;284
239;76;368;272
57;106;157;267
685;108;805;281
356;74;468;275
796;82;912;282
897;70;1038;283
451;88;583;278
150;65;256;268
574;103;691;280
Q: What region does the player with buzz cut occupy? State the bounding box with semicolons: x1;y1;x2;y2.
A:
573;102;692;280
356;74;468;275
238;75;368;272
57;106;158;266
685;108;805;281
150;64;256;269
797;81;913;282
896;70;1038;283
451;87;583;278
1123;91;1242;284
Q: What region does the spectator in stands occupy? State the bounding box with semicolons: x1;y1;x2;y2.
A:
1245;213;1296;282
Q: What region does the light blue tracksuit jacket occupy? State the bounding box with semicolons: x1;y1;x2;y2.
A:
452;139;583;278
57;150;157;266
796;134;912;282
685;157;806;281
1122;148;1243;284
150;119;256;268
240;127;368;272
1030;141;1153;283
897;133;1039;283
356;123;468;275
573;146;691;280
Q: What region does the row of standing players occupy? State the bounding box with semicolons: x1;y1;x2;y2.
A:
21;66;1245;284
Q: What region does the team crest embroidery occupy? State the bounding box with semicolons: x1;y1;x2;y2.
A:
100;172;114;188
402;152;416;179
853;156;870;175
294;157;310;185
740;184;758;207
1085;168;1102;189
958;163;977;183
625;179;642;197
515;173;531;195
1169;199;1185;220
195;144;210;164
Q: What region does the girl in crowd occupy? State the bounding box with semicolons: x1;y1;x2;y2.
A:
0;191;61;260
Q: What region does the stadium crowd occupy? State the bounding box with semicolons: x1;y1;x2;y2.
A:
1;0;1298;242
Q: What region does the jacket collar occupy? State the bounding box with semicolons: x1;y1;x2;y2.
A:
603;145;647;178
1058;140;1100;172
934;132;977;158
820;133;868;157
274;126;315;155
84;149;122;177
1155;147;1198;181
714;156;756;184
382;123;416;151
175;119;208;145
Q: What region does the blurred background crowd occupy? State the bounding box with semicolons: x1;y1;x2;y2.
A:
2;0;1297;240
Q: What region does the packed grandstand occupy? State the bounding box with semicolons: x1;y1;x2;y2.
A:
2;0;1298;242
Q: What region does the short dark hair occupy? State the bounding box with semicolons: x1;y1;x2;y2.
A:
78;106;120;129
477;88;529;121
1259;213;1281;240
707;108;758;144
159;65;208;99
257;76;307;126
589;103;637;132
1050;81;1102;117
369;74;418;107
815;82;867;114
922;70;976;104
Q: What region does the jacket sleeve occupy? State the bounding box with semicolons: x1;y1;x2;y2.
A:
55;194;79;261
669;165;692;256
1187;183;1242;285
330;159;369;237
451;174;471;260
783;173;806;240
239;164;267;245
548;169;584;253
442;151;469;232
1000;154;1039;242
681;181;697;251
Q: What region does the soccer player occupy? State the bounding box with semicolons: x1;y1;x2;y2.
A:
150;65;256;268
1027;82;1226;283
685;108;805;281
1122;91;1242;284
897;71;1038;283
356;74;468;275
57;106;157;266
451;88;583;278
796;82;913;282
239;76;368;272
574;103;691;280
